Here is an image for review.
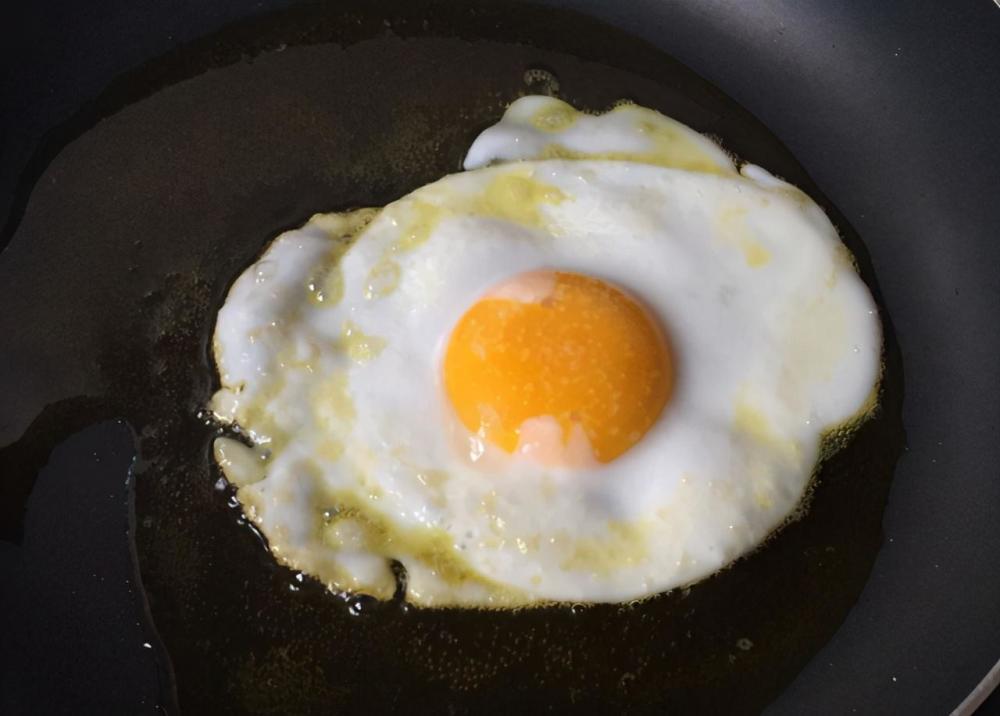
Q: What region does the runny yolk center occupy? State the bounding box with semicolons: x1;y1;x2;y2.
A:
443;270;673;466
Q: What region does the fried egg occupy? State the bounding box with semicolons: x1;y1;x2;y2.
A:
209;97;881;607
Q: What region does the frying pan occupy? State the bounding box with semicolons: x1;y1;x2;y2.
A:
0;0;997;713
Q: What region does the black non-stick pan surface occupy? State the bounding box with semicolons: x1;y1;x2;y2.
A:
1;1;997;714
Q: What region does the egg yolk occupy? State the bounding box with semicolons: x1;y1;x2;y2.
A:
443;271;673;466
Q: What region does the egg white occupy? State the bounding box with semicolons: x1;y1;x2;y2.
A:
464;95;737;175
210;122;881;607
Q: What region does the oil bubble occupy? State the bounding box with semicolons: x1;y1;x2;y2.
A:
523;67;560;96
